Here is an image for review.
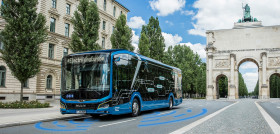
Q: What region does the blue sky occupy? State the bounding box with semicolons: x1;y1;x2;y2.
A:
120;0;204;44
117;0;280;92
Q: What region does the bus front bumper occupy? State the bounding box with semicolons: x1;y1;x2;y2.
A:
60;103;131;115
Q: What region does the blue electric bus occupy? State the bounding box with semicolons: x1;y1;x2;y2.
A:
60;49;182;116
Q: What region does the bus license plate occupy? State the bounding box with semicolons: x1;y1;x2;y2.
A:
76;110;86;114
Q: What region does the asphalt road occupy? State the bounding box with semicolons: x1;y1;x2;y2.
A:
258;99;280;125
0;100;233;134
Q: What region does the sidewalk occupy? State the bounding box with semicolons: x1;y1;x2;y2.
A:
0;100;85;128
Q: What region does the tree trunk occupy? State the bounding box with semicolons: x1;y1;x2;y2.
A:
20;82;23;102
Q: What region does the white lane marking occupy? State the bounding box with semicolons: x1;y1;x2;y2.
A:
255;101;280;134
98;119;136;128
170;101;238;134
156;111;173;116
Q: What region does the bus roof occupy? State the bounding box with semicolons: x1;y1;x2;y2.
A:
68;49;181;72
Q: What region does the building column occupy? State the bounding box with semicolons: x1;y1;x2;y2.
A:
206;55;214;100
228;54;236;99
260;52;268;99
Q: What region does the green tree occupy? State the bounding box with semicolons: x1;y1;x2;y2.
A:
218;76;228;98
162;45;205;97
253;80;259;96
138;32;150;57
269;74;280;98
238;72;248;97
69;0;101;52
138;16;165;61
0;0;47;102
111;14;134;51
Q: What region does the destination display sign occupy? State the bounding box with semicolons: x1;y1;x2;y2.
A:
66;55;107;64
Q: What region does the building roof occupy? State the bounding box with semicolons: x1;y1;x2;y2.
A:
113;0;130;12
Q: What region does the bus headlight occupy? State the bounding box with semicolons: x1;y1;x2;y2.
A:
60;102;66;109
98;103;109;109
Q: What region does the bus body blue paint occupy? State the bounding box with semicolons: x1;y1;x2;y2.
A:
60;49;182;116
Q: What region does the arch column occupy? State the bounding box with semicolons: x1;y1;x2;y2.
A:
206;55;214;100
228;54;236;99
260;52;269;99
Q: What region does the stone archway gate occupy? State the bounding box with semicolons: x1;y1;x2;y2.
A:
206;22;280;100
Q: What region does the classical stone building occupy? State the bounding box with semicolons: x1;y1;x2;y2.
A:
0;0;129;102
206;4;280;99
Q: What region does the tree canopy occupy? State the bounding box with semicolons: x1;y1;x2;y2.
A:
269;74;280;98
162;45;206;96
69;0;101;52
0;0;47;102
138;16;165;62
238;72;248;97
111;14;134;51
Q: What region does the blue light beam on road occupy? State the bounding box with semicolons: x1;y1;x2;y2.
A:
143;111;177;119
141;119;160;122
35;122;87;132
139;108;207;127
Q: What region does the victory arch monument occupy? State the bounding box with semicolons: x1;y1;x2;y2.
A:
206;4;280;100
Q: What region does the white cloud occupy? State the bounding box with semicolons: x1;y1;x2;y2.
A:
127;16;146;29
165;20;174;26
189;0;280;37
131;30;139;52
181;10;195;16
240;62;258;69
180;42;206;59
242;72;258;92
162;32;183;49
149;0;186;16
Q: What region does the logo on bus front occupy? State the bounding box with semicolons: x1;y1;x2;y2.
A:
66;94;74;99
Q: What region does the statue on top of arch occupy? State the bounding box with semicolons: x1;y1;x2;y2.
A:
238;4;258;23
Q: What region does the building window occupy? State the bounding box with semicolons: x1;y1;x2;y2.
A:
48;44;54;59
66;4;71;15
102;37;105;49
95;0;97;3
103;21;106;30
113;6;116;17
50;18;56;32
52;0;56;8
112;26;115;33
0;66;6;87
65;23;70;37
120;11;123;15
0;41;4;50
23;80;28;88
46;75;52;89
63;48;68;56
0;1;3;16
103;0;106;11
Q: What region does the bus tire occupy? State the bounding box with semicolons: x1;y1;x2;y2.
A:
132;98;140;117
168;97;173;110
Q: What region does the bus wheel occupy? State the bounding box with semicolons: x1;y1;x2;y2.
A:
132;98;140;117
168;98;173;110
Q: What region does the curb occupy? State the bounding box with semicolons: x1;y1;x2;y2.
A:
0;114;87;128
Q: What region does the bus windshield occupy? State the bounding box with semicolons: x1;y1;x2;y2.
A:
61;53;110;100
